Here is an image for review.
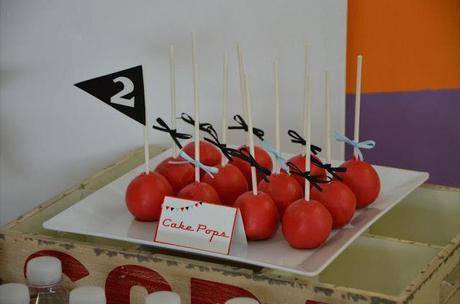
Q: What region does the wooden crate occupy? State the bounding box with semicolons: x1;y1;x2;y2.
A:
1;146;458;304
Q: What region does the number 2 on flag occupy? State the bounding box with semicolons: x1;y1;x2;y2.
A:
75;65;146;125
111;76;135;108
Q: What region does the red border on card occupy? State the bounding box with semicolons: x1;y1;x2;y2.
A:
153;199;239;256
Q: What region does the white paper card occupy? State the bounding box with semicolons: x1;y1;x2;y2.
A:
154;197;247;255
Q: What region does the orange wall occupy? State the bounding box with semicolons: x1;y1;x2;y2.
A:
346;0;460;93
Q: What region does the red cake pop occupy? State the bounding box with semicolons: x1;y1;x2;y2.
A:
125;85;174;222
151;117;194;193
285;153;326;188
231;145;272;185
336;156;380;208
200;53;249;205
183;141;222;168
155;157;194;194
227;113;272;185
282;49;332;249
180;37;222;169
258;172;302;217
125;172;174;221
309;70;357;228
178;41;222;205
152;45;196;194
175;145;222;206
282;199;332;248
311;181;356;228
335;55;380;208
234;191;279;240
234;74;279;241
202;163;248;205
177;181;221;204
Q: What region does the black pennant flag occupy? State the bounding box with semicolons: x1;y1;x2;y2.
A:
75;65;146;125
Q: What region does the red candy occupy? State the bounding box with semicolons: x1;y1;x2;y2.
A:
285;154;326;189
125;172;174;222
311;181;356;228
234;191;279;241
177;181;221;205
154;156;195;194
336;156;380;208
258;172;303;217
183;141;222;167
282;199;332;249
231;145;273;186
202;164;248;205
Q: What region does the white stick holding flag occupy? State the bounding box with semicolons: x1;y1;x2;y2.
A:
144;116;150;174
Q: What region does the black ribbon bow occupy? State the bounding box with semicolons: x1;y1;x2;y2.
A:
180;113;213;131
228;114;265;141
287;130;322;155
287;161;331;191
228;147;271;182
202;125;234;161
295;149;328;173
152;117;192;149
287;130;346;180
320;163;347;181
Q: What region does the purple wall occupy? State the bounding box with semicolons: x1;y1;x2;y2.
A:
345;89;460;187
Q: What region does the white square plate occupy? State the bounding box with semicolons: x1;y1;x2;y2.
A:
44;148;428;276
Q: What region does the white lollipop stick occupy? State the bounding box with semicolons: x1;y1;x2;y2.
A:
353;55;363;159
193;63;200;182
274;60;281;174
244;74;258;195
221;51;229;166
170;45;178;158
325;70;332;165
303;45;311;201
302;44;311;153
192;33;200;182
236;42;248;119
192;33;197;71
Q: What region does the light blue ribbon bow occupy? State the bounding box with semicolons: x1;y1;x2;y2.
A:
335;132;376;160
169;149;219;178
261;141;289;171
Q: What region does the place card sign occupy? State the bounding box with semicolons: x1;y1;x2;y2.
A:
154;197;247;255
